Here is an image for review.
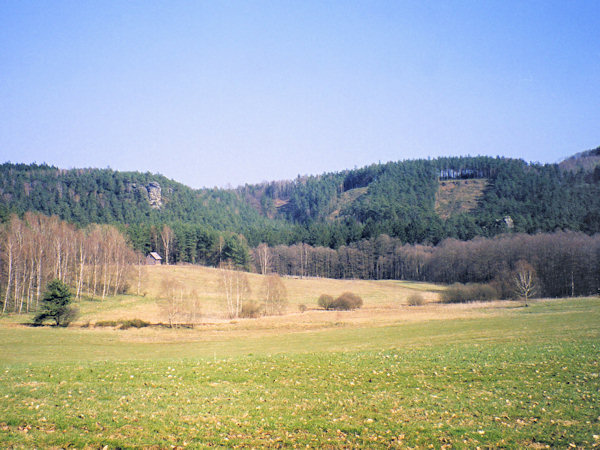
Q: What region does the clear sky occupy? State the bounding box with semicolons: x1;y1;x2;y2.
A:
1;1;599;189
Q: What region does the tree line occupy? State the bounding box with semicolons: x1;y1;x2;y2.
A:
251;232;600;298
1;213;138;314
123;223;252;269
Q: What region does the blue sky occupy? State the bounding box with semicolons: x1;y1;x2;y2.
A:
1;1;599;188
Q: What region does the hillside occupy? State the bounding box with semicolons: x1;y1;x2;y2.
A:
1;151;600;255
0;163;278;232
435;178;488;219
559;146;600;173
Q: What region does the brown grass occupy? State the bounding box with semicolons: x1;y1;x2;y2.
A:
78;265;443;326
435;178;487;219
68;264;531;346
328;187;368;220
88;300;517;345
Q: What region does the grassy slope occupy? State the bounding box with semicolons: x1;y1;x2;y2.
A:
76;265;443;323
1;296;599;447
435;178;487;219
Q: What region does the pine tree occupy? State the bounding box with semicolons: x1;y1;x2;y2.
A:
33;279;77;326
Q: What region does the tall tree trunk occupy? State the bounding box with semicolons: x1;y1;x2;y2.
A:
2;244;13;314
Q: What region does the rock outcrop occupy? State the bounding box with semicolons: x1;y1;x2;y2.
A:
146;182;162;209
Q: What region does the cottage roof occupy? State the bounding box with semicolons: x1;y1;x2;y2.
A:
149;252;162;260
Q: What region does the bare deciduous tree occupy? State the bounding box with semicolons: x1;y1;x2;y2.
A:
513;260;538;306
158;277;202;327
159;276;183;327
262;274;287;315
255;243;271;275
160;225;174;265
0;214;137;314
219;260;250;319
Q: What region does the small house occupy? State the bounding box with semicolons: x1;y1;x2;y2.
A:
146;252;163;265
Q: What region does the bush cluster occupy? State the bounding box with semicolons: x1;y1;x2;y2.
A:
407;293;424;306
318;294;334;310
441;283;498;303
119;319;150;329
240;301;262;318
94;320;118;327
319;292;363;311
94;319;150;329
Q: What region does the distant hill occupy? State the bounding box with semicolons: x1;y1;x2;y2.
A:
1;150;599;254
559;146;600;173
0;162;284;233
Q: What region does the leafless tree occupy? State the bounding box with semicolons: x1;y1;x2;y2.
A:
0;214;137;313
262;273;287;315
255;243;271;275
513;260;538;306
219;260;250;318
159;276;183;327
160;225;174;265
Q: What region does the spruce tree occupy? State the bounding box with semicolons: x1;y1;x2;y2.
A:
33;279;76;326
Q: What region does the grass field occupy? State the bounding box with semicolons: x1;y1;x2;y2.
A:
73;265;443;324
1;291;599;447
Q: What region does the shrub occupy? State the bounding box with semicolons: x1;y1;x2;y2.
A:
94;320;118;328
119;319;150;330
60;307;79;327
331;292;363;310
95;319;151;329
442;283;499;303
262;274;287;315
407;293;424;306
490;270;517;299
318;294;334;310
240;300;262;319
298;304;307;313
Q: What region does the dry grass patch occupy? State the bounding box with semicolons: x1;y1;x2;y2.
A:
105;300;516;344
435;178;487;219
105;265;443;323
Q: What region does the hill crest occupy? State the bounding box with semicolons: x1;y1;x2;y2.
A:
1;149;599;250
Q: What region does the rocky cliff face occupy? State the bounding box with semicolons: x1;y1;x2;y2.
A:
131;181;163;209
146;182;162;209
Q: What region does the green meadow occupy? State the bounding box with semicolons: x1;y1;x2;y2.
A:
1;297;600;448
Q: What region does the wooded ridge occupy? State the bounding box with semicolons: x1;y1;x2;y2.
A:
1;150;599;306
1;151;599;251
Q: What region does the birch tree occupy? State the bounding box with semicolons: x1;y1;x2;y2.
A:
513;260;538;306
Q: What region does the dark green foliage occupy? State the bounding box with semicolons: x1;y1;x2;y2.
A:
2;151;600;255
0;163;288;246
238;155;600;246
441;283;499;303
33;279;76;326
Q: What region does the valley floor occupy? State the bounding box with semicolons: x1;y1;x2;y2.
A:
1;297;599;447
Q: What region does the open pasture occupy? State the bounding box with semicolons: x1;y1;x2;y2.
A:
1;297;599;447
76;264;443;324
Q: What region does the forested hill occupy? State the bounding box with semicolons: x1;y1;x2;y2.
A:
236;154;600;243
0;163;293;243
1;153;599;250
